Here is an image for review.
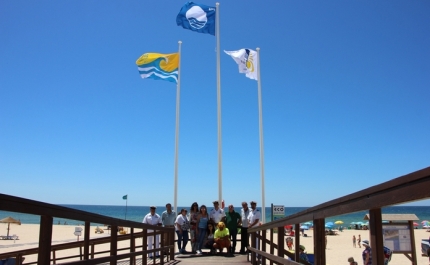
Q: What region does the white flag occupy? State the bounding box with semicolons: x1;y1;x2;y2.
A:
224;49;258;80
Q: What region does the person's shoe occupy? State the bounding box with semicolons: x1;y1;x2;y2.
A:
149;256;154;259
197;250;202;255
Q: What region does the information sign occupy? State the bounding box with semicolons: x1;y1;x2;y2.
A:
382;224;411;252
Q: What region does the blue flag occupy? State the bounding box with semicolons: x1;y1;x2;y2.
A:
176;2;216;36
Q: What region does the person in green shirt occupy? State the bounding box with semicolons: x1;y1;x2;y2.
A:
225;204;241;254
213;221;231;254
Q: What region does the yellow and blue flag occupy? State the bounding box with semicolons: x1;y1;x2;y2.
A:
176;2;215;36
136;53;179;83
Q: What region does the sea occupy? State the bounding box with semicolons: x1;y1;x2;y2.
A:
1;205;429;227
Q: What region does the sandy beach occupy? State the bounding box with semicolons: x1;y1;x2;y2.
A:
1;224;429;264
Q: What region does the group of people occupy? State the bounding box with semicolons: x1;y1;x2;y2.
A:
141;200;261;258
347;239;392;265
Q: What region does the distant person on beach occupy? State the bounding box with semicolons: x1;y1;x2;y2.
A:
358;234;361;248
142;206;162;259
361;240;372;265
240;201;250;254
189;202;199;253
299;245;310;265
210;200;225;227
348;257;358;265
213;221;231;254
383;246;392;265
196;205;209;255
353;235;356;248
225;204;241;254
175;208;190;254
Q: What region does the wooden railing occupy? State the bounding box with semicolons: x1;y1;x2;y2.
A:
247;166;430;265
0;194;176;265
2;166;429;265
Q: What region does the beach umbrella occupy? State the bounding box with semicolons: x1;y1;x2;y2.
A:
303;222;312;226
325;221;334;227
413;222;419;226
421;220;429;225
334;220;343;225
0;216;21;238
284;225;293;229
300;225;309;230
350;222;356;225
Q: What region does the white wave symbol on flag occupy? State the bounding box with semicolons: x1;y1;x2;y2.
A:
188;18;206;29
138;66;178;82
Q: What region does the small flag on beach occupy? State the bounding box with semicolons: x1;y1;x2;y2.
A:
224;49;258;80
123;195;127;200
176;2;216;36
136;53;179;83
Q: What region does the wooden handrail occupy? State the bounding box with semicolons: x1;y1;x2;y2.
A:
0;194;176;265
247;166;430;265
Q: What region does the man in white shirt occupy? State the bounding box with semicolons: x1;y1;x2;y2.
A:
240;201;250;254
247;201;260;228
210;200;225;227
142;206;162;258
247;201;261;251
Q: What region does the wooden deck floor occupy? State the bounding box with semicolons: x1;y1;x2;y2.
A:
173;252;250;265
112;252;251;265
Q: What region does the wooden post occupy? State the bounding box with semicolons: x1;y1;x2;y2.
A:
261;228;266;265
91;243;95;259
408;220;417;265
169;228;175;261
369;208;384;265
277;225;285;261
38;215;53;265
251;232;256;264
84;221;90;260
313;218;326;265
110;225;118;265
142;229;147;264
160;229;164;265
294;223;300;262
130;227;135;265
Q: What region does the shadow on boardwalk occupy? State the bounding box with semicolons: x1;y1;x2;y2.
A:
113;252;250;265
174;252;250;264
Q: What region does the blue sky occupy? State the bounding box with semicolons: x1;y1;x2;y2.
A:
1;1;429;208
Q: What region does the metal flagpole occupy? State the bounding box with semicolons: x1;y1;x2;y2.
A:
216;3;223;206
125;196;128;220
174;41;182;215
256;47;266;223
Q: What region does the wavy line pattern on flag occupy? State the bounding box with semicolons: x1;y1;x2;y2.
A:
136;53;179;83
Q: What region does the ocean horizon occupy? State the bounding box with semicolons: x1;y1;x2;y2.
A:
1;205;429;227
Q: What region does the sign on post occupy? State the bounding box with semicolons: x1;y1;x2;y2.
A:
272;204;285;221
74;227;82;241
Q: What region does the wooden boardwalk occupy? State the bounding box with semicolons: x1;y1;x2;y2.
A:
113;252;251;265
172;252;250;265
